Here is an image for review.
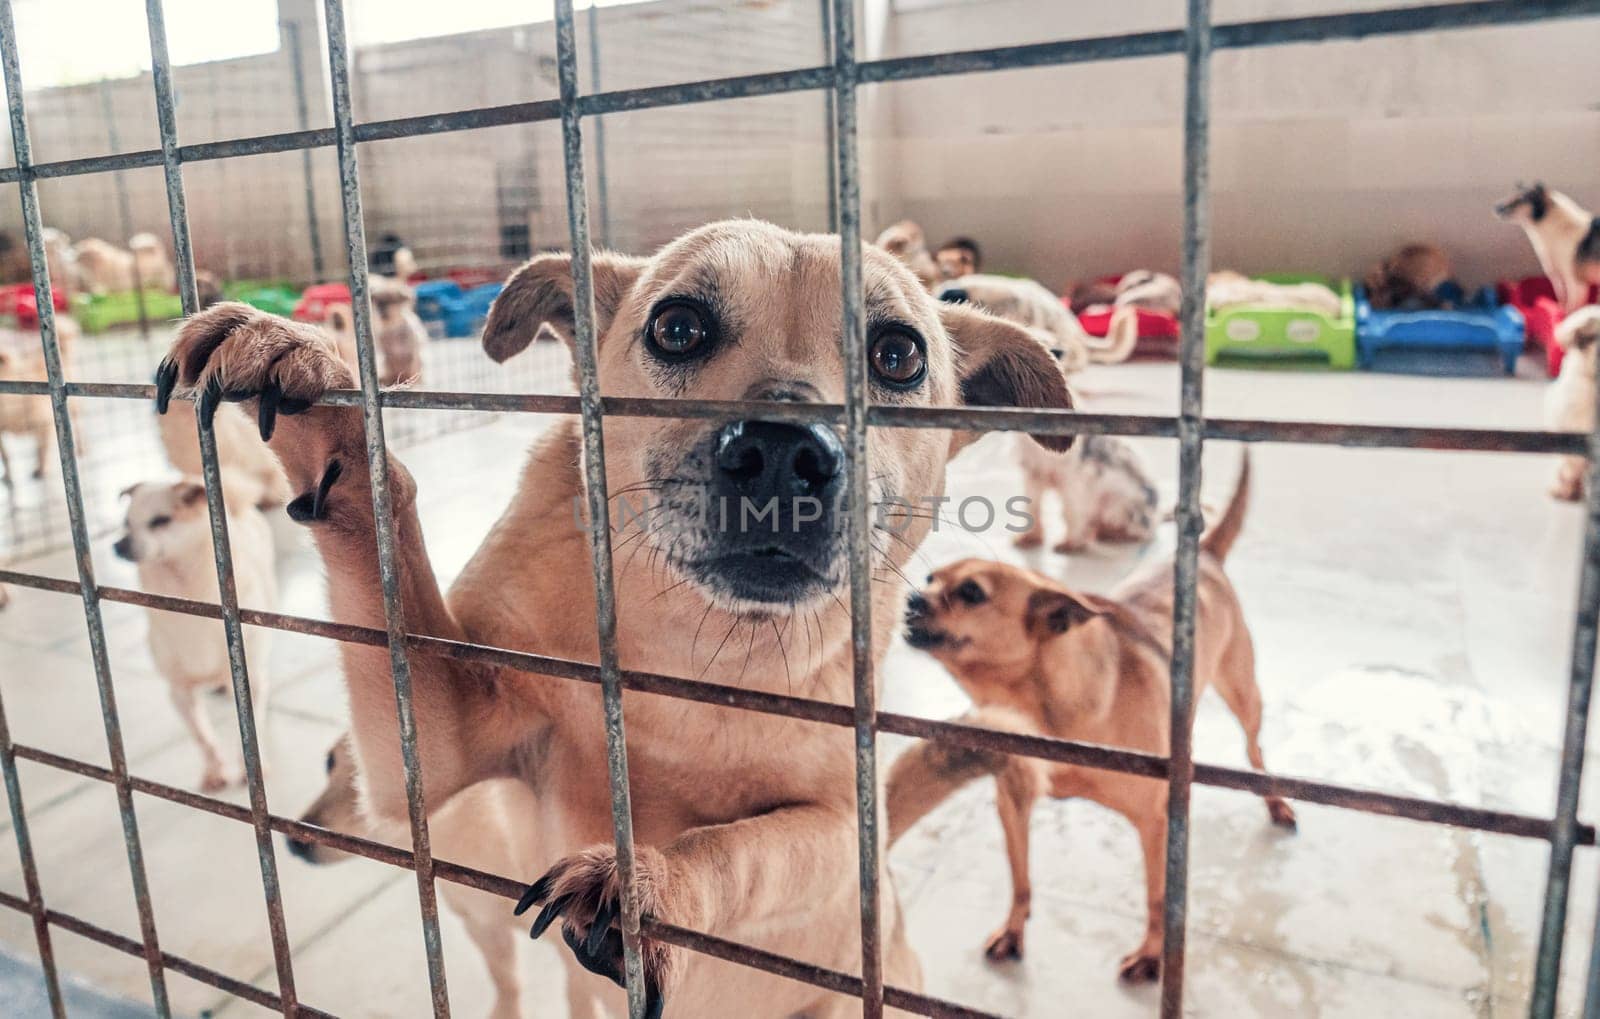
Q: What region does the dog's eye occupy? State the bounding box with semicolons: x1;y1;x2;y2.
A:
870;328;926;389
645;301;712;359
148;515;171;529
954;579;986;606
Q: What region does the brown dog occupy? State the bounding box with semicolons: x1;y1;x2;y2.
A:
889;452;1294;982
153;219;1076;1016
1497;183;1600;313
1363;242;1454;310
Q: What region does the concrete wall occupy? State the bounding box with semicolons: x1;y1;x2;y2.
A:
881;0;1600;289
6;0;1598;291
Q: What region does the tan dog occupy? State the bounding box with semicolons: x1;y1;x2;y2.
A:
322;276;427;386
1011;433;1158;553
1545;306;1600;501
1207;270;1342;318
1363;242;1454;310
890;453;1295;981
290;737;600;1019
72;238;137;294
937;274;1137;371
873;220;939;289
128;233;176;292
113;478;277;791
1496;183;1600;313
153;219;1076;1016
0;315;82;483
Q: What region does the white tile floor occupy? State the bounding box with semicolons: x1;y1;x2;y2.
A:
1;359;1597;1017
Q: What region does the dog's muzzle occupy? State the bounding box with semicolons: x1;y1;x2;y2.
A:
687;420;846;605
112;535;135;562
902;590;946;650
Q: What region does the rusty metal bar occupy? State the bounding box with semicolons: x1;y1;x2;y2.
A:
829;0;886;1015
320;0;452;1012
282;18;326;280
8;378;1591;457
551;3;649;1015
1160;1;1210;1012
1539;282;1600;1016
0;3;172;1011
142;2;301;1012
0;685;64;1016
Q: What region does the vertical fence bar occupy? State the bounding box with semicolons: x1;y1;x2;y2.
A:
819;0;838;234
320;1;453;1013
1160;1;1210;1015
0;687;64;1017
585;2;613;250
1540;310;1600;1018
284;19;326;281
141;2;301;1013
552;3;649;1015
0;4;172;1013
829;1;883;1015
97;80;150;341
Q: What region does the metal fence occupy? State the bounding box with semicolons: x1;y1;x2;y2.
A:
1;1;1599;1017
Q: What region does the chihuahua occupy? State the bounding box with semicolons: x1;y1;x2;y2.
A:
890;452;1294;981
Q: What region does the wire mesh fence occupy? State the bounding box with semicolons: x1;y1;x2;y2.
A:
0;2;1597;1018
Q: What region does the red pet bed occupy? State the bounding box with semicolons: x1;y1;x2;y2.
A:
1496;276;1600;377
1067;275;1180;359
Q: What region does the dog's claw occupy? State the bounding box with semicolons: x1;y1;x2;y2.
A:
153;359;178;414
258;382;281;441
286;460;344;523
197;378;222;429
645;981;664;1019
586;897;617;957
515;873;553;916
528;894;570;941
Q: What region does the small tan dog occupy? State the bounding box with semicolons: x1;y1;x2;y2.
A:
937;274;1138;371
1363;242;1454;310
128;233;176;292
72;238;137;294
1011;433;1158;552
1496;183;1600;313
157;400;292;509
113;477;277;791
291;737;600;1019
0;314;82;483
322;276;427;386
890;452;1295;981
873;220;940;289
154;219;1076;1016
1545;306;1600;501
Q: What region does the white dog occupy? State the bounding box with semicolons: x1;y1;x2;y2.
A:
113;478;277;790
1547;306;1600;501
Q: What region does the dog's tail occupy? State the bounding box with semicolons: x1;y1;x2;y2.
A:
1084;304;1138;364
1199;448;1250;562
886;706;1043;847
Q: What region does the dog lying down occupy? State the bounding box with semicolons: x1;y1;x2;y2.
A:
156;219;1078;1016
1207;270;1342;318
935;274;1138;372
889;452;1295;982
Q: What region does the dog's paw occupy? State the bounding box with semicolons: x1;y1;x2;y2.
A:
1012;529;1044;550
1551;477;1584;502
517;845;677;1019
1117;948;1160;983
156;302;353;442
983;926;1024;963
1268;798;1298;831
1051;537;1089;555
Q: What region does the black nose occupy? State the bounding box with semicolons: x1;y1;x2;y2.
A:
713;421;843;500
112;535;133;561
285;836;316;862
906;590;929;616
938;288;971;305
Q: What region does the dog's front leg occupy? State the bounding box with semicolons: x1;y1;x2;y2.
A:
156;304;521;820
983;760;1041;962
518;802;857;1016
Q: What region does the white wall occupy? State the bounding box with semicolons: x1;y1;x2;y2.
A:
880;0;1600;290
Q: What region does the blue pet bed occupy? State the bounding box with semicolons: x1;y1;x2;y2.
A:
1354;283;1524;376
413;280;504;338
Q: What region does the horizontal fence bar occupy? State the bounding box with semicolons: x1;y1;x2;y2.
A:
0;1;1593;185
2;567;1590;850
0;889;333;1018
0;380;1587;456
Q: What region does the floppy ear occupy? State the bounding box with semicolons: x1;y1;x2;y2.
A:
941;300;1075;453
1024;587;1104;639
481;251;647;364
174;479;208;507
